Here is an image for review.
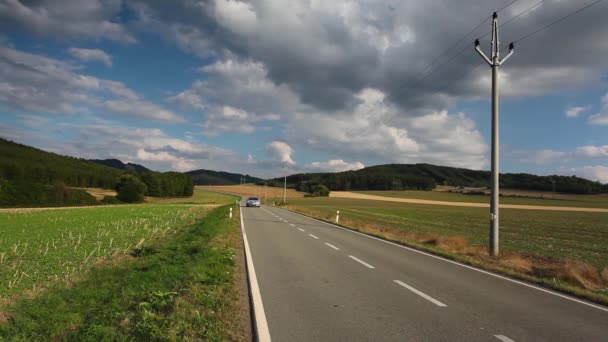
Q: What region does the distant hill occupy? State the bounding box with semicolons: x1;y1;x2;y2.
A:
267;163;608;195
90;159;151;173
0;138;123;188
186;169;263;185
0;138;193;206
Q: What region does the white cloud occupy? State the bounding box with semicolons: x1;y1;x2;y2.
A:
575;145;608;158
0;0;135;43
0;45;181;122
168;59;292;134
588;93;608;125
68;47;113;67
266;141;295;165
558;166;608;184
102;100;184;123
565;105;588;118
308;160;365;173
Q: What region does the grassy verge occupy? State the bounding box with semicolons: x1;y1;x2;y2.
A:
0;204;246;341
283;197;608;306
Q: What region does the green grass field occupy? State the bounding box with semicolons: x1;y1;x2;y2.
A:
286;197;608;270
355;190;608;208
0;189;245;340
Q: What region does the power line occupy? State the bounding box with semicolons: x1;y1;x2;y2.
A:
392;1;524;102
512;0;603;44
495;0;522;13
478;0;546;40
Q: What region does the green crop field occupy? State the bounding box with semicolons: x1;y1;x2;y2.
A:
0;189;246;340
355;190;608;208
285;197;608;270
0;189;237;298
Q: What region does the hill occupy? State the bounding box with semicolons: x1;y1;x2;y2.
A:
267;163;608;195
0;138;193;206
186;169;263;185
90;158;151;173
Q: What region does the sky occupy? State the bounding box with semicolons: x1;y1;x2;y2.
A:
0;0;607;181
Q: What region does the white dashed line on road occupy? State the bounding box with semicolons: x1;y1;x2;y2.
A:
324;242;340;250
308;234;319;239
289;224;295;227
348;255;375;269
393;280;447;307
298;228;305;232
494;335;515;342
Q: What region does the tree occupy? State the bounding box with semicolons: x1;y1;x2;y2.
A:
116;175;147;203
311;184;330;197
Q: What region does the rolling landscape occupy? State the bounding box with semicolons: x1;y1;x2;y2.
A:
2;1;608;340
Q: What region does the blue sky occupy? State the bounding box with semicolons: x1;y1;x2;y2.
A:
0;0;607;182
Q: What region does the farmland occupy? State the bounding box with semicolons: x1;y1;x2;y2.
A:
198;184;305;201
355;190;608;208
0;189;247;340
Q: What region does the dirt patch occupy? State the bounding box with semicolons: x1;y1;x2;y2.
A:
330;191;608;213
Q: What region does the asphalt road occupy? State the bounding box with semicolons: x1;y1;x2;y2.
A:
241;204;608;341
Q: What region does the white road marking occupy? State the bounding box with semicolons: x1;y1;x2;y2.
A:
324;242;340;250
494;335;515;342
281;208;608;313
240;206;272;341
289;223;295;227
308;234;319;239
348;255;375;269
298;228;306;232
393;280;447;307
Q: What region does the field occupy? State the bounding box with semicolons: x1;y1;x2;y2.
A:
0;189;247;340
198;184;305;202
283;196;608;302
356;190;608;208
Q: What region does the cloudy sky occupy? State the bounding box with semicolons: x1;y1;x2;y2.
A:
0;0;607;181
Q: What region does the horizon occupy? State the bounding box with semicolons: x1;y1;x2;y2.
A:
0;1;607;181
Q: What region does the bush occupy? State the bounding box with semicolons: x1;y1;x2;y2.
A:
116;175;147;203
101;195;120;204
311;184;330;197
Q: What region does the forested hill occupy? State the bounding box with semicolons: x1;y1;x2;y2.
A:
90;159;150;173
0;138;194;206
186;169;263;185
267;163;608;195
0;138;123;188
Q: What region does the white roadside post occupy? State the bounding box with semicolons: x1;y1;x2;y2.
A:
230;207;233;219
336;210;340;224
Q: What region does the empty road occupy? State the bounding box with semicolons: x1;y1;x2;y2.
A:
241;204;608;341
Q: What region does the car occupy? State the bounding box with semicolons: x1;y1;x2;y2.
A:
246;197;261;207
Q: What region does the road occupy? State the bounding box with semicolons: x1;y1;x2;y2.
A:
241;204;608;341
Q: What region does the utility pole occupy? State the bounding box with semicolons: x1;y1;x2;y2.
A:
474;12;514;257
283;174;287;204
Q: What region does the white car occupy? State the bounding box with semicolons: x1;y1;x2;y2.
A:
246;197;261;207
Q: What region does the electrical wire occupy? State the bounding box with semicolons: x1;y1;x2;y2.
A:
478;0;546;40
512;0;603;44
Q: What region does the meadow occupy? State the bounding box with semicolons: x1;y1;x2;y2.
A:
356;190;608;208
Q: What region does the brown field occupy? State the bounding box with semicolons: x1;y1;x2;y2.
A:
198;185;305;201
335;191;608;212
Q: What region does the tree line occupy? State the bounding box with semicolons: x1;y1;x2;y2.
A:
265;163;608;194
0;138;194;206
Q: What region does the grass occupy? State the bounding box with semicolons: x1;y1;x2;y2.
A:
355;190;608;208
0;204;245;341
0;205;207;297
0;189;245;340
284;197;608;304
